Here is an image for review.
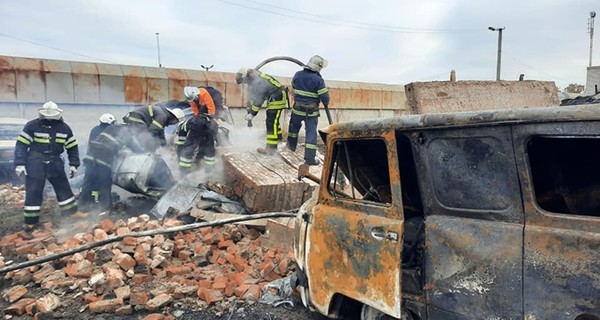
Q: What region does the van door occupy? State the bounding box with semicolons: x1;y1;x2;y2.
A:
412;126;524;319
303;134;404;318
513;122;600;319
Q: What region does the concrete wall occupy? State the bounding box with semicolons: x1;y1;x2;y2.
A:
584;66;600;96
405;80;560;114
0;55;407;114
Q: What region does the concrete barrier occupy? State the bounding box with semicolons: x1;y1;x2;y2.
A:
405;80;559;114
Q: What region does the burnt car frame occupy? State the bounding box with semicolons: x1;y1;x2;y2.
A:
0;117;27;181
293;104;600;320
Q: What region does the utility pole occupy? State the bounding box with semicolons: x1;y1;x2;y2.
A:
589;11;596;67
156;32;162;68
488;26;505;81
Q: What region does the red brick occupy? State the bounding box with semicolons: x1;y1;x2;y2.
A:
98;219;114;232
212;277;228;291
64;259;94;278
242;285;261;300
4;285;28;302
173;285;198;298
122;236;138;246
130;291;150;306
25;301;37;315
114;285;131;301
89;298;123;313
114;253;136;271
142;314;165;320
198;227;212;236
177;250;192;261
93;229;108;241
115;227;131;236
197;288;223;304
146;293;172;310
5;298;36;316
232;256;248;272
278;256;291;275
115;305;132;315
198;280;212;289
145;220;161;230
164;265;192;276
225;281;235;297
234;284;250;297
218;240;235;249
36;293;61;313
134;245;149;265
83;293;102;304
132;274;149;285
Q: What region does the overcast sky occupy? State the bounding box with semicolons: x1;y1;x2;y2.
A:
0;0;598;90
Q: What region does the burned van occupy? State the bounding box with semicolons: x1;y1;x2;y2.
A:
293;104;600;320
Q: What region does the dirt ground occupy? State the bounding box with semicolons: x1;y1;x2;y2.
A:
0;183;329;320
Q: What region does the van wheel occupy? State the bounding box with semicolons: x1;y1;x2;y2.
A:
360;305;414;320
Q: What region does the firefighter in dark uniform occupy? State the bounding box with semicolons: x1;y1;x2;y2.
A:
287;55;330;165
122;105;185;152
235;68;288;155
179;87;220;171
79;124;144;213
88;113;116;142
14;101;82;231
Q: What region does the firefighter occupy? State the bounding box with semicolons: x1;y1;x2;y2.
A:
183;86;223;118
180;87;220;171
79;124;144;213
14;101;82;231
88;113;117;142
122;104;185;152
235;68;288;155
176;115;217;171
287;55;330;165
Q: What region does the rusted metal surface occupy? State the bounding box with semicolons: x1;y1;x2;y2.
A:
296;106;600;319
511;122;600;319
424;216;523;319
305;207;403;317
300;129;404;318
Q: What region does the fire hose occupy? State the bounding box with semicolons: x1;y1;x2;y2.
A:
0;211;297;275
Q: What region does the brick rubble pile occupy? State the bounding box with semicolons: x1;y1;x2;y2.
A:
0;184;25;209
1;214;295;318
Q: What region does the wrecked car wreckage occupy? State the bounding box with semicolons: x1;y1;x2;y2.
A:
293;104;600;320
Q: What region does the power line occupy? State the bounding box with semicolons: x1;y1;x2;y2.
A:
0;33;115;63
217;0;479;34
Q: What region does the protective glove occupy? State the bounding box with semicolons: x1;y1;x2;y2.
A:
15;165;26;177
69;166;77;178
245;113;254;122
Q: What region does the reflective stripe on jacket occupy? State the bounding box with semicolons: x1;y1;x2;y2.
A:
14;118;79;167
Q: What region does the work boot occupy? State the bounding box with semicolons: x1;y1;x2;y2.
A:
257;147;277;155
23;223;39;233
304;158;321;166
70;211;88;219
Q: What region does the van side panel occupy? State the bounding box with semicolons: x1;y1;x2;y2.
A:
411;126;524;319
513;123;600;319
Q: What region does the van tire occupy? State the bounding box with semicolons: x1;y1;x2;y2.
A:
360;305;415;320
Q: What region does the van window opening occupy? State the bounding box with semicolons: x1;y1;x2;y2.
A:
427;136;513;211
327;139;391;205
528;136;600;217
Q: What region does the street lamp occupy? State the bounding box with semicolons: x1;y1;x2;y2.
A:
488;26;505;81
155;32;162;68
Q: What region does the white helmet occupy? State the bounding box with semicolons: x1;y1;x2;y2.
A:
167;108;185;122
235;67;250;84
38;101;63;120
306;55;328;72
183;86;199;101
99;113;117;124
